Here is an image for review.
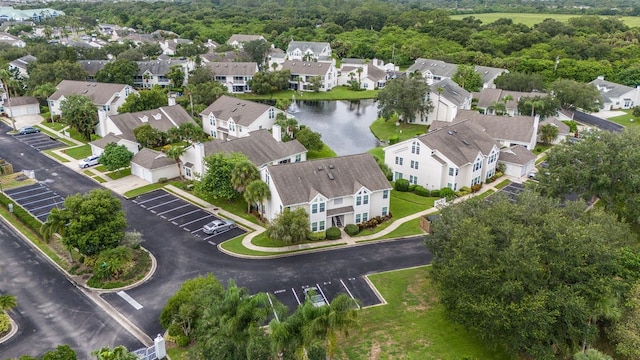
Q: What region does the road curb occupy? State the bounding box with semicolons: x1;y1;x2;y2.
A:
0;313;18;344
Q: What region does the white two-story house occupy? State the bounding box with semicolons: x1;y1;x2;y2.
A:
280;60;337;92
136;59;189;88
286;41;331;61
48;80;136;117
423;78;472;124
227;34;265;49
406;58;507;89
590;76;640;110
261;153;392;231
200;95;286;140
384;120;500;191
206;62;258;93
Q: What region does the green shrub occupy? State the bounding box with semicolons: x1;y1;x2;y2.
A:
471;184;482;193
414;185;430;197
389;134;399;144
394;179;410;192
440;187;456;200
0;192;43;236
408;184;417;192
308;231;326;241
634;106;640;117
168;323;183;337
158;177;168;184
326;226;341;240
431;189;440;197
344;224;360;236
460;186;471;193
176;335;190;347
0;312;10;334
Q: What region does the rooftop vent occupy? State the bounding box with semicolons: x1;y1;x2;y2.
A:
327;173;335;180
447;131;453;135
462;140;470;145
318;166;323;171
328;164;334;169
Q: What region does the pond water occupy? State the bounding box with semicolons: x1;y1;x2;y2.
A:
291;99;381;156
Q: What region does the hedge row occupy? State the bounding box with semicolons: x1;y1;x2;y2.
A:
0;191;44;235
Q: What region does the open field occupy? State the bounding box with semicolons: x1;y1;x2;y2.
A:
451;13;640;27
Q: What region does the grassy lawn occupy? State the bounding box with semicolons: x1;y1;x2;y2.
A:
237;87;379;101
92;176;107;183
532;143;552;155
607;110;640;127
251;231;332;247
369;117;427;143
495;179;511;189
64;144;91;160
191;190;262;226
374;217;425;240
451;12;640;27
39;121;66;132
34;126;76;147
66;127;100;143
105;168;131;180
475;189;495;200
0;172;37;189
220;234;291;256
306;143;337;159
535;154;547;165
368;146;384;161
390;191;437;218
42;150;71;163
334;266;511;360
123;183;167;198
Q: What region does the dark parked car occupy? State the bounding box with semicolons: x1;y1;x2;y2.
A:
18;126;40;135
202;219;236;235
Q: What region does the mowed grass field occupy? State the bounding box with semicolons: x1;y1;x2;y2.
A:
451;13;640;27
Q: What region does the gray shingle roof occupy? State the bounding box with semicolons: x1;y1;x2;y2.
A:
202;129;306;167
406;58;457;78
474;65;507;85
287;41;330;55
432;78;470;106
227;34;264;44
8;96;38;106
78;60;111;76
499;145;536;165
131;148;175;169
281;60;333;76
49;80;130;105
206;62;258;76
90;133;123;149
9;54;36;69
475;88;547;110
267;153;391;206
453;110;536;144
108;105;195;141
418;121;499;167
137;59;186;76
200;95;272;127
590;77;635;101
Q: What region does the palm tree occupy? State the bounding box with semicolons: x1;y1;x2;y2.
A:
40;206;69;243
0;294;17;313
0;68;16;131
244;179;270;215
525;98;546;117
166;145;186;180
231;160;259;194
92;345;138;360
356;67;363;89
304;294;359;359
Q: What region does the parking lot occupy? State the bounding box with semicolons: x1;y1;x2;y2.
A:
12;132;66;151
132;189;245;244
3;183;66;222
270;276;381;311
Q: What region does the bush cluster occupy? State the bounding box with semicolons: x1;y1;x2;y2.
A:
308;231;326;241
0;313;10;334
326;226;341;240
358;214;392;231
344;224;360;236
394;178;409;191
0;192;43;236
389;134;399;145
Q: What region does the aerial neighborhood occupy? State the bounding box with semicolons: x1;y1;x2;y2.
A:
2;1;640;359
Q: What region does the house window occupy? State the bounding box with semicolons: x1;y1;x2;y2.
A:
382;206;388;216
394;172;403;180
295;154;301;162
184;167;192;178
411;141;420;154
269;107;275;119
395;156;403;165
103;105;110;112
356;196;362;206
473;161;482;171
355;214;361;223
210;130;216;138
447;182;452;189
319;220;325;231
312;203;318;214
125;87;131;96
229;122;236;132
265;172;270;185
312;222;318;232
363;195;369;205
362;212;368;222
409;175;417;184
383;190;389;199
410;160;419;169
319;202;325;212
448;167;454;176
334;198;343;205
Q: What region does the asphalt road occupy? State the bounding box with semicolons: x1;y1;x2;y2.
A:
0;121;432;352
573;111;624;132
0;219;143;359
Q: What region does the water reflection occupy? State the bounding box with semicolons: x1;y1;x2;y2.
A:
293;100;381;156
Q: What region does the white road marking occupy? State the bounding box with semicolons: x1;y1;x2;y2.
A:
340;279;361;309
202;234;217;241
117;291;143;310
274;289;286;294
21;195;63;206
14;190;53;201
156;203;190;216
168;209;200;222
207;241;216;246
292;288;301;305
160;215;166;219
267;293;280;322
146;198;180;210
29;203;62;212
316;284;329;306
135;193;170;205
5;186;43;196
182;215;213;227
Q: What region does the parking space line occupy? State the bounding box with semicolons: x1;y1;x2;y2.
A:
22;195;63;206
316;284;329;306
182;214;213;227
116;291;143;310
156;203;190;215
5;185;45;196
207;241;216;246
146;198;180;210
266;293;280;322
13;190;53;201
167;209;200;222
29;203;63;212
135;193;171;205
292;288;301;305
340;279;361;309
202;234;216;241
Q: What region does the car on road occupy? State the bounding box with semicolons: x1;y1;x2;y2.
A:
78;154;100;168
18;126;40;135
304;287;326;307
202;219;236;235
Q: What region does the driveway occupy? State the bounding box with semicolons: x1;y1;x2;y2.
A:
0;121;432;353
573;111;624;132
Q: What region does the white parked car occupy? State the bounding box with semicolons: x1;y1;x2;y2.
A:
304;287;326;307
78;155;100;168
202;219;236;235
